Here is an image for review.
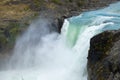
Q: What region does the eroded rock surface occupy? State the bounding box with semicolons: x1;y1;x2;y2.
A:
88;30;120;80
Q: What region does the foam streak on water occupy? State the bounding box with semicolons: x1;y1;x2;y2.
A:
0;2;120;80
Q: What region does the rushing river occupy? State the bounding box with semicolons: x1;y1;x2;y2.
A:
0;2;120;80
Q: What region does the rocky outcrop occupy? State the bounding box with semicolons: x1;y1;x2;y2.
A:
87;30;120;80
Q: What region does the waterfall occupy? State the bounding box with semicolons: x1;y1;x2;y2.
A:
0;2;120;80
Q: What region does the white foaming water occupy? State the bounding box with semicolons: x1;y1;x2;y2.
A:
0;18;115;80
0;2;120;80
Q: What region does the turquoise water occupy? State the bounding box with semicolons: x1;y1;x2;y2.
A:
66;2;120;47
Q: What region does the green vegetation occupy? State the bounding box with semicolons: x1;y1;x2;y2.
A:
9;22;20;39
0;34;8;46
33;0;44;7
0;0;40;51
77;0;87;7
51;0;62;5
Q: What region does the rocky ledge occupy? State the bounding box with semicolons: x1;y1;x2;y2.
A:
88;30;120;80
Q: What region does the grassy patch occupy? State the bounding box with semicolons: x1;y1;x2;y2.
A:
51;0;62;5
0;34;8;45
77;0;86;7
0;3;35;20
33;0;44;7
0;0;11;5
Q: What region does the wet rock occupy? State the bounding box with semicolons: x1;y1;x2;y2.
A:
88;30;120;80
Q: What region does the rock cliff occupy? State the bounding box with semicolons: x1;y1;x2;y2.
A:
88;30;120;80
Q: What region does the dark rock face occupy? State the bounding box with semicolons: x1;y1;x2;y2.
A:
88;30;120;80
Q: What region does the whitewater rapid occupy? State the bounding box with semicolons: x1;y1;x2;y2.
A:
0;2;120;80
